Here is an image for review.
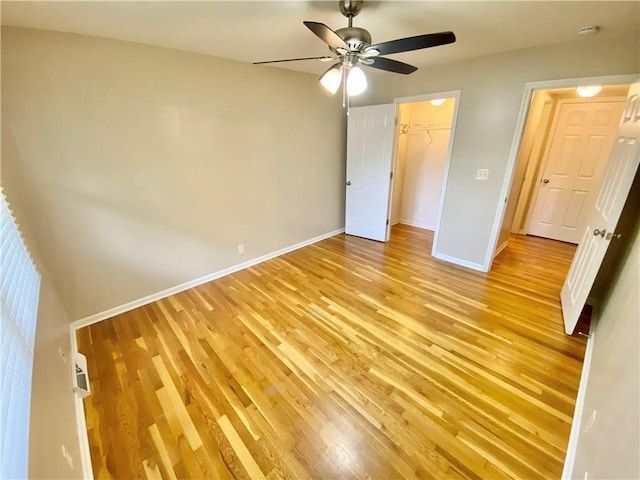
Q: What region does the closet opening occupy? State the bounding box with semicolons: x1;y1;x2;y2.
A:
389;93;459;243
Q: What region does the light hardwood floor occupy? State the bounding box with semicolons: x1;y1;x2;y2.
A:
78;225;586;479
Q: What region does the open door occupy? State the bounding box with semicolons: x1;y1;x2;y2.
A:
345;104;396;242
561;82;640;334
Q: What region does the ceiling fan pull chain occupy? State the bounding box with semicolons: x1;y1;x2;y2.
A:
342;66;347;110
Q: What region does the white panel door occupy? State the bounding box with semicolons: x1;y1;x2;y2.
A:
561;83;640;334
345;104;396;242
528;99;626;243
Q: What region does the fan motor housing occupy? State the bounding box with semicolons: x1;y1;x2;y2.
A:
335;26;372;51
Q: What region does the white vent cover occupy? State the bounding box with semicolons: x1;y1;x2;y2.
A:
73;352;91;399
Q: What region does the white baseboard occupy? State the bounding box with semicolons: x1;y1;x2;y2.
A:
561;304;598;480
71;228;344;331
398;219;436;231
432;251;487;272
69;325;94;479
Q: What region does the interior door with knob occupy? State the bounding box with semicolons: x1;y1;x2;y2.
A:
527;98;626;243
561;82;640;334
345;103;397;242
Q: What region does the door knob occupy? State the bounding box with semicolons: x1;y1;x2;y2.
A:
542;178;550;184
346;181;351;186
593;228;606;237
606;231;622;240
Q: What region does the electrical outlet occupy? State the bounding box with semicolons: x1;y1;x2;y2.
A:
476;169;489;180
58;346;67;364
238;244;245;254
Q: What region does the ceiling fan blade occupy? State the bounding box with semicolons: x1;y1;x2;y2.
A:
366;57;418;74
303;21;348;50
369;31;456;56
253;56;334;65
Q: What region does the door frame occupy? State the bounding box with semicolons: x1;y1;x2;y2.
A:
487;74;638;268
392;90;462;254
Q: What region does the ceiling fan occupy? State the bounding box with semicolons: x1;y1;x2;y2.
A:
254;0;456;99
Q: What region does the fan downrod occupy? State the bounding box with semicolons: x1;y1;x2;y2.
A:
336;1;370;50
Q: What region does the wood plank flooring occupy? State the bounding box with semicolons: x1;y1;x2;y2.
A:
77;225;585;479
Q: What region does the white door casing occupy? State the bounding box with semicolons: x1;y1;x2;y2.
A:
345;104;397;242
561;82;640;334
528;99;626;244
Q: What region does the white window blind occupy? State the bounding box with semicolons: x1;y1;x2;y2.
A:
0;191;41;479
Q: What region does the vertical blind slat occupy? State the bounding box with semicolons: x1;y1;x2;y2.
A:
0;191;40;479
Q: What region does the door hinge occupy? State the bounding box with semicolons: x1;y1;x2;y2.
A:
394;117;398;126
386;219;390;226
390;172;394;179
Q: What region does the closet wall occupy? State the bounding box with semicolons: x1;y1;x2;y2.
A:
392;99;455;230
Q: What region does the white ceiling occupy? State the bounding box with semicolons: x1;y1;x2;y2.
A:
2;1;638;76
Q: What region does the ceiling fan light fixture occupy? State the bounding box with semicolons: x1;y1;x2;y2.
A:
346;66;367;96
320;65;343;94
576;85;603;97
430;98;446;106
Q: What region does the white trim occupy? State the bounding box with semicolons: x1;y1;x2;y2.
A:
398;220;435;231
391;90;461;259
562;304;598;480
493;241;508;259
484;74;638;272
71;228;344;330
69;328;94;479
510;95;555;235
432;251;486;272
385;103;401;242
428;91;462;260
394;90;461;105
430;96;461;258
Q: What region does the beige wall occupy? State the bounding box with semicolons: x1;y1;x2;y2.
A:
355;34;639;268
571;173;640;479
2;27;346;321
28;264;85;479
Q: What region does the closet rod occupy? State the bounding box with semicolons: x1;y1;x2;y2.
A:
401;127;451;131
399;122;452;134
